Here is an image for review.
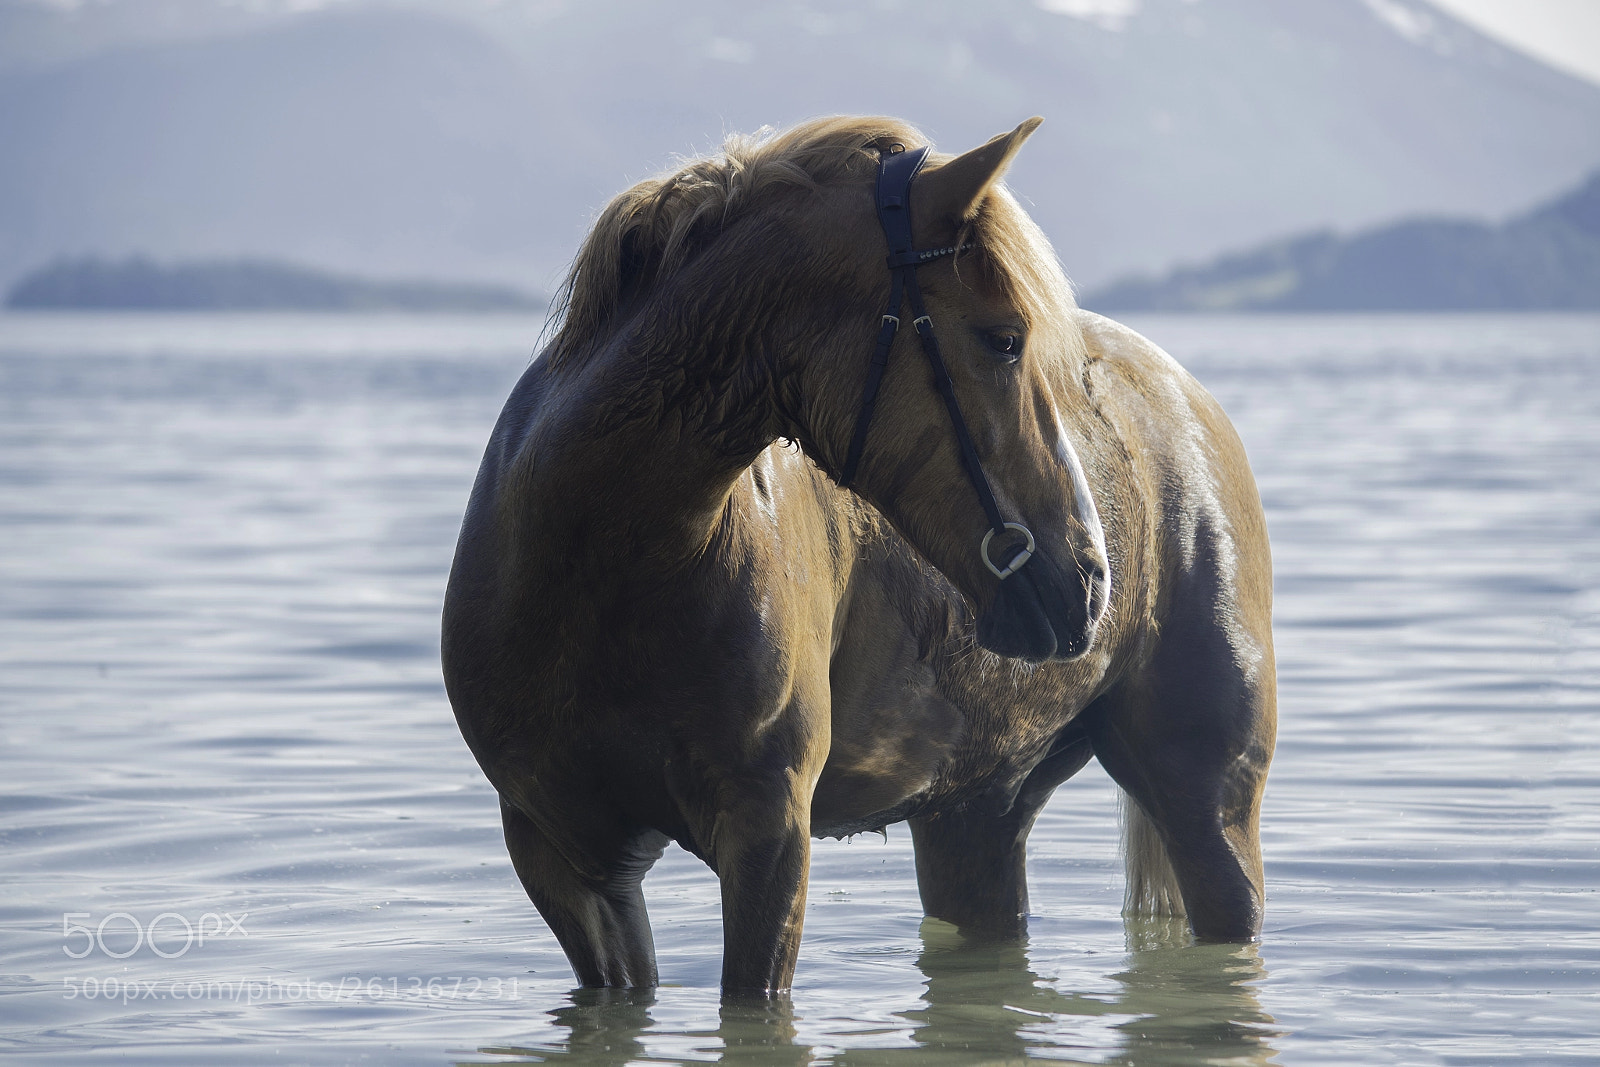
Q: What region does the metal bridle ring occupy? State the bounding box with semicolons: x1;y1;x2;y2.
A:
980;522;1036;580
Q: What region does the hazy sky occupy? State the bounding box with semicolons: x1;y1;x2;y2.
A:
1427;0;1600;84
22;0;1594;86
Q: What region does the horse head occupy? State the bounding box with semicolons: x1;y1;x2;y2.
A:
789;119;1112;664
542;115;1111;663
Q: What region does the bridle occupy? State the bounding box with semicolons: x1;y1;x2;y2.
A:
837;144;1035;581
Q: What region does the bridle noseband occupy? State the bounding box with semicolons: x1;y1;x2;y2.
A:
838;144;1035;581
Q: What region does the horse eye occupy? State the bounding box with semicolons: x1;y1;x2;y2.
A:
983;330;1023;362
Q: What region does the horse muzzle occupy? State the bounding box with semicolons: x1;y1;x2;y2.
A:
975;546;1109;664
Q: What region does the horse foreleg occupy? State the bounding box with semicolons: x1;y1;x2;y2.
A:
500;797;667;987
697;712;827;996
713;805;813;996
910;735;1093;937
716;819;812;1004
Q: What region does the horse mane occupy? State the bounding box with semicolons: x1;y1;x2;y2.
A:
546;116;915;369
545;115;1081;372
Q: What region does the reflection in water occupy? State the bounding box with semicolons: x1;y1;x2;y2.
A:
478;919;1282;1066
476;987;815;1067
838;918;1280;1067
1111;917;1283;1066
713;998;814;1067
478;987;658;1067
833;919;1104;1067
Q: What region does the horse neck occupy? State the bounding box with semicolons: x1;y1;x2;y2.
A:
529;324;776;580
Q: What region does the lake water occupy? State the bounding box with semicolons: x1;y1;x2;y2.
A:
1;311;1597;1065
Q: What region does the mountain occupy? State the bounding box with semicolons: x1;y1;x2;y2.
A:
0;7;576;295
1081;170;1600;310
4;256;545;311
1;0;1598;293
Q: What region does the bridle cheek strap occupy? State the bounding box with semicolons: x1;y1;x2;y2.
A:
838;145;1035;581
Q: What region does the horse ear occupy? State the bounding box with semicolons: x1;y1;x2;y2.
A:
916;117;1043;228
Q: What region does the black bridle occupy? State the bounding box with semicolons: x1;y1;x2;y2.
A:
837;144;1035;581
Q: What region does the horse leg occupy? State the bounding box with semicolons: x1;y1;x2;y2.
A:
500;796;667;987
687;701;830;997
716;818;812;996
1082;632;1276;943
707;782;817;996
909;735;1093;937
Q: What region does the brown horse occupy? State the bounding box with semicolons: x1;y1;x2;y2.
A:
442;116;1276;996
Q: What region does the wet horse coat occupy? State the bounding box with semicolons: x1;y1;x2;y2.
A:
442;117;1276;995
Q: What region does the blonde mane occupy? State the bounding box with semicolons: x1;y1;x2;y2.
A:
546;115;1080;371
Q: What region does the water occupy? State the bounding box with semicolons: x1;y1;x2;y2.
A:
1;311;1596;1064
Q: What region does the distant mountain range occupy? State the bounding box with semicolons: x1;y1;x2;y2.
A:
4;257;545;312
1082;170;1600;310
1;0;1598;293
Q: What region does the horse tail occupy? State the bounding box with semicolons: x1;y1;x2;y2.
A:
1119;791;1186;918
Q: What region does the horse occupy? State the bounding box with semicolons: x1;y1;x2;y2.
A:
442;116;1276;996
